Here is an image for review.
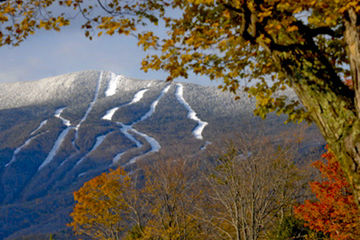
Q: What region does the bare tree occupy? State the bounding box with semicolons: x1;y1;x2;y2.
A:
199;136;307;240
137;157;208;240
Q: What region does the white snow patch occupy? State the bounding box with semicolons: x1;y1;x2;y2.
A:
5;132;47;167
112;85;171;166
200;141;212;151
137;85;171;123
102;88;149;121
55;108;71;126
113;152;126;165
75;133;108;166
129;89;149;104
74;71;103;141
105;72;120;97
38;127;73;171
131;128;161;153
119;123;142;148
124;128;161;166
30;119;48;135
78;172;87;177
175;83;208;140
102;107;119;121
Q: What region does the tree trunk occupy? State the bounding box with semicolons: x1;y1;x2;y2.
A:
268;8;360;206
291;72;360;205
341;7;360;206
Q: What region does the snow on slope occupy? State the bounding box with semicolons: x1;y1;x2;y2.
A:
105;72;120;96
38;128;73;170
38;107;74;170
74;72;103;134
118;123;142;148
38;71;104;171
5;107;66;168
102;89;149;121
129;89;149;104
55;108;71;126
110;85;171;165
175;83;208;140
75;132;112;166
124;128;161;166
102;107;119;121
82;87;150;166
5;132;47;167
30;120;48;135
136;85;171;124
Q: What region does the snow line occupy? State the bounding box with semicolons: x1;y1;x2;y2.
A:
112;85;171;165
55;108;71;126
74;71;104;144
101;89;149;121
30;119;48;136
38;127;73;170
200;141;212;151
76;87;151;167
123;128;161;166
39;72;103;171
102;107;119;121
136;85;171;124
75;132;111;166
175;83;208;140
5;131;47;167
119;123;142;148
129;89;149;104
37;107;74;170
105;72;120;97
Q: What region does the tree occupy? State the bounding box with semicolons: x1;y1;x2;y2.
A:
138;157;208;240
294;148;360;240
200;137;306;240
68;167;143;240
2;0;360;204
69;159;208;240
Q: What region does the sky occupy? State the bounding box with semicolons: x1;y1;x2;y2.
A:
0;23;218;86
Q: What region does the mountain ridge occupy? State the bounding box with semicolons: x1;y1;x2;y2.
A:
0;70;322;239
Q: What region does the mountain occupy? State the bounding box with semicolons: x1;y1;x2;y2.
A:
0;70;324;239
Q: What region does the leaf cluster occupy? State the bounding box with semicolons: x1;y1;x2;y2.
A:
294;148;360;240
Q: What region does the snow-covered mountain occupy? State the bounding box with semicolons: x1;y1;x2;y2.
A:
0;70;324;239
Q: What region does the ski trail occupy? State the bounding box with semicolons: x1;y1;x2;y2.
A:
7;106;72;168
5;132;47;167
118;123;142;148
75;132;111;166
105;72;120;97
123;128;161;166
113;85;171;165
75;88;150;167
175;83;208;140
37;107;74;170
102;107;119;121
200;141;212;151
74;71;103;142
30;119;48;136
136;85;171;124
102;89;149;121
129;89;149;104
38;127;73;170
55;108;71;126
113;152;126;164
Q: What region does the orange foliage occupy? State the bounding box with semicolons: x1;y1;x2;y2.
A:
294;149;360;240
344;78;353;89
68;168;132;240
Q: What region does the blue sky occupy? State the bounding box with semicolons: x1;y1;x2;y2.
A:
0;24;218;86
